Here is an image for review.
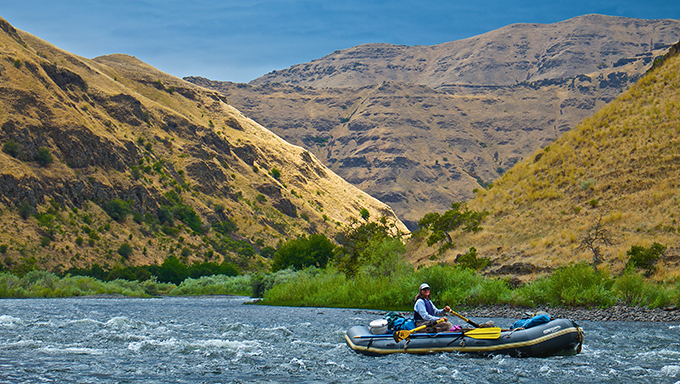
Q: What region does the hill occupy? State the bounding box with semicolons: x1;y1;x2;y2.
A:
0;17;407;274
188;15;680;228
408;40;680;280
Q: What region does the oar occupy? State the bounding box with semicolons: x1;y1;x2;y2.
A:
393;318;445;342
356;327;502;340
448;309;480;328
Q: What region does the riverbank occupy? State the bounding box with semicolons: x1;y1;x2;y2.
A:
360;304;680;323
461;304;680;322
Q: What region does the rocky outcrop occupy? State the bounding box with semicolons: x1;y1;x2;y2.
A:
187;16;680;228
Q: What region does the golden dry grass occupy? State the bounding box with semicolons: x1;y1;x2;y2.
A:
411;46;680;280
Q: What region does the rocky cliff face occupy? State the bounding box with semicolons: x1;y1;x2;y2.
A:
186;15;680;229
0;17;407;272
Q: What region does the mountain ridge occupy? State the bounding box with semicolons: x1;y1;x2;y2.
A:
188;14;680;228
251;14;680;88
0;17;407;273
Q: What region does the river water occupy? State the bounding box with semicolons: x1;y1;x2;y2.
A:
0;296;679;383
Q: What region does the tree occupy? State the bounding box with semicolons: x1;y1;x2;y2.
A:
271;234;336;272
417;202;488;253
576;214;614;270
335;217;402;276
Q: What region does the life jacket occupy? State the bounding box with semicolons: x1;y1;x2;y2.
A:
413;298;435;322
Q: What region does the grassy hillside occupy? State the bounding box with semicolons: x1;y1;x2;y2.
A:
0;17;407;274
409;41;680;280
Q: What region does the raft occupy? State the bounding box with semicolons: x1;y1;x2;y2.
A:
345;318;584;357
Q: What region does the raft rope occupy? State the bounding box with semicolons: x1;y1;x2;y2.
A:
570;319;585;354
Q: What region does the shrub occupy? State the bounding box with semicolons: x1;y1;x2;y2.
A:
455;247;490;271
0;244;7;254
117;242;133;259
626;243;666;276
18;201;34;219
212;219;237;235
514;263;615;308
272;234;336;272
172;204;203;233
36;147;54;167
75;237;84;246
270;167;281;179
2;139;21;158
360;208;370;221
39;237;51;247
103;199;131;222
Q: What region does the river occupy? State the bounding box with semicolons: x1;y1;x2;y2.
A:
0;296;679;383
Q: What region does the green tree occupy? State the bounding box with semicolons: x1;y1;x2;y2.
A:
418;202;487;252
272;234;336;272
335;217;401;276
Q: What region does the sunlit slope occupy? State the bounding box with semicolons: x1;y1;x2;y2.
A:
0;17;407;272
412;42;680;279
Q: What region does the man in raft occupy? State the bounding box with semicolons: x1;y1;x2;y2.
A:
413;283;459;333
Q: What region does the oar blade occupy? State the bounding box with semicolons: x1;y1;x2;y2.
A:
463;327;501;339
393;330;411;342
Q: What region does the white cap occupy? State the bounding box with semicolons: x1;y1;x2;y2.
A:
419;283;430;291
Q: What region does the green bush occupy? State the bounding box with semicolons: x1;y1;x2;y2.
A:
103;199;131;222
455;246;490;271
626;243;667;276
270;167;281;179
172;204;203;233
0;244;7;254
514;263;616;308
2;139;21;158
18;201;34;219
36;147;54;167
117;242;133;259
272;234;336;272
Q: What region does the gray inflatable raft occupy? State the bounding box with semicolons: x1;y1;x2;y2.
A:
345;318;584;357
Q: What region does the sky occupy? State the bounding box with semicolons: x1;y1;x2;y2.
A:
2;1;680;83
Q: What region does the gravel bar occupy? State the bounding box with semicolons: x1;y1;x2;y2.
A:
460;304;680;323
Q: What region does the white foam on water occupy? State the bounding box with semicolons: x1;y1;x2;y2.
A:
66;318;106;327
434;366;449;375
539;365;553;374
190;338;262;352
662;365;680;377
262;325;294;334
4;339;43;348
0;315;22;327
127;337;181;352
40;346;104;355
325;360;349;371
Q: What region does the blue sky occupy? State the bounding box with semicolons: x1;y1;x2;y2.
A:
3;1;680;83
